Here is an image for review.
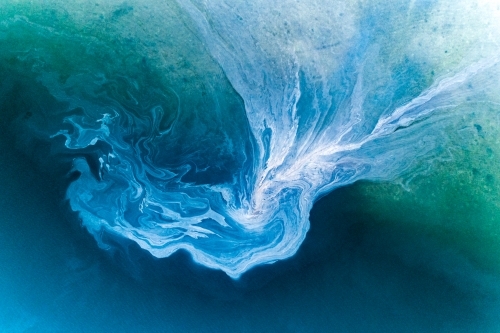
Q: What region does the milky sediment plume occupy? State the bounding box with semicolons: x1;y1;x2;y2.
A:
1;0;499;278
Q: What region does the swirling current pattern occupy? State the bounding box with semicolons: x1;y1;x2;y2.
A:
3;0;500;278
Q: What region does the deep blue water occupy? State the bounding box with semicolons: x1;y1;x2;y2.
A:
1;129;500;332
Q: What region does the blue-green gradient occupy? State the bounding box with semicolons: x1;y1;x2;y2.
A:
1;0;500;332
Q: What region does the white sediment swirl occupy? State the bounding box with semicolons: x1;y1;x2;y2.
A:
18;0;499;278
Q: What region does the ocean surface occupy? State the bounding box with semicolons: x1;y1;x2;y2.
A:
1;0;500;332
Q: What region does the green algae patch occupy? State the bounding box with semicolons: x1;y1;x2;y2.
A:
350;105;500;276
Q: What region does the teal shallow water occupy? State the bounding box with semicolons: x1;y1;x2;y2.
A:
1;1;500;332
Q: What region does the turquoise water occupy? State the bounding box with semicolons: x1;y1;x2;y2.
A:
1;0;500;331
